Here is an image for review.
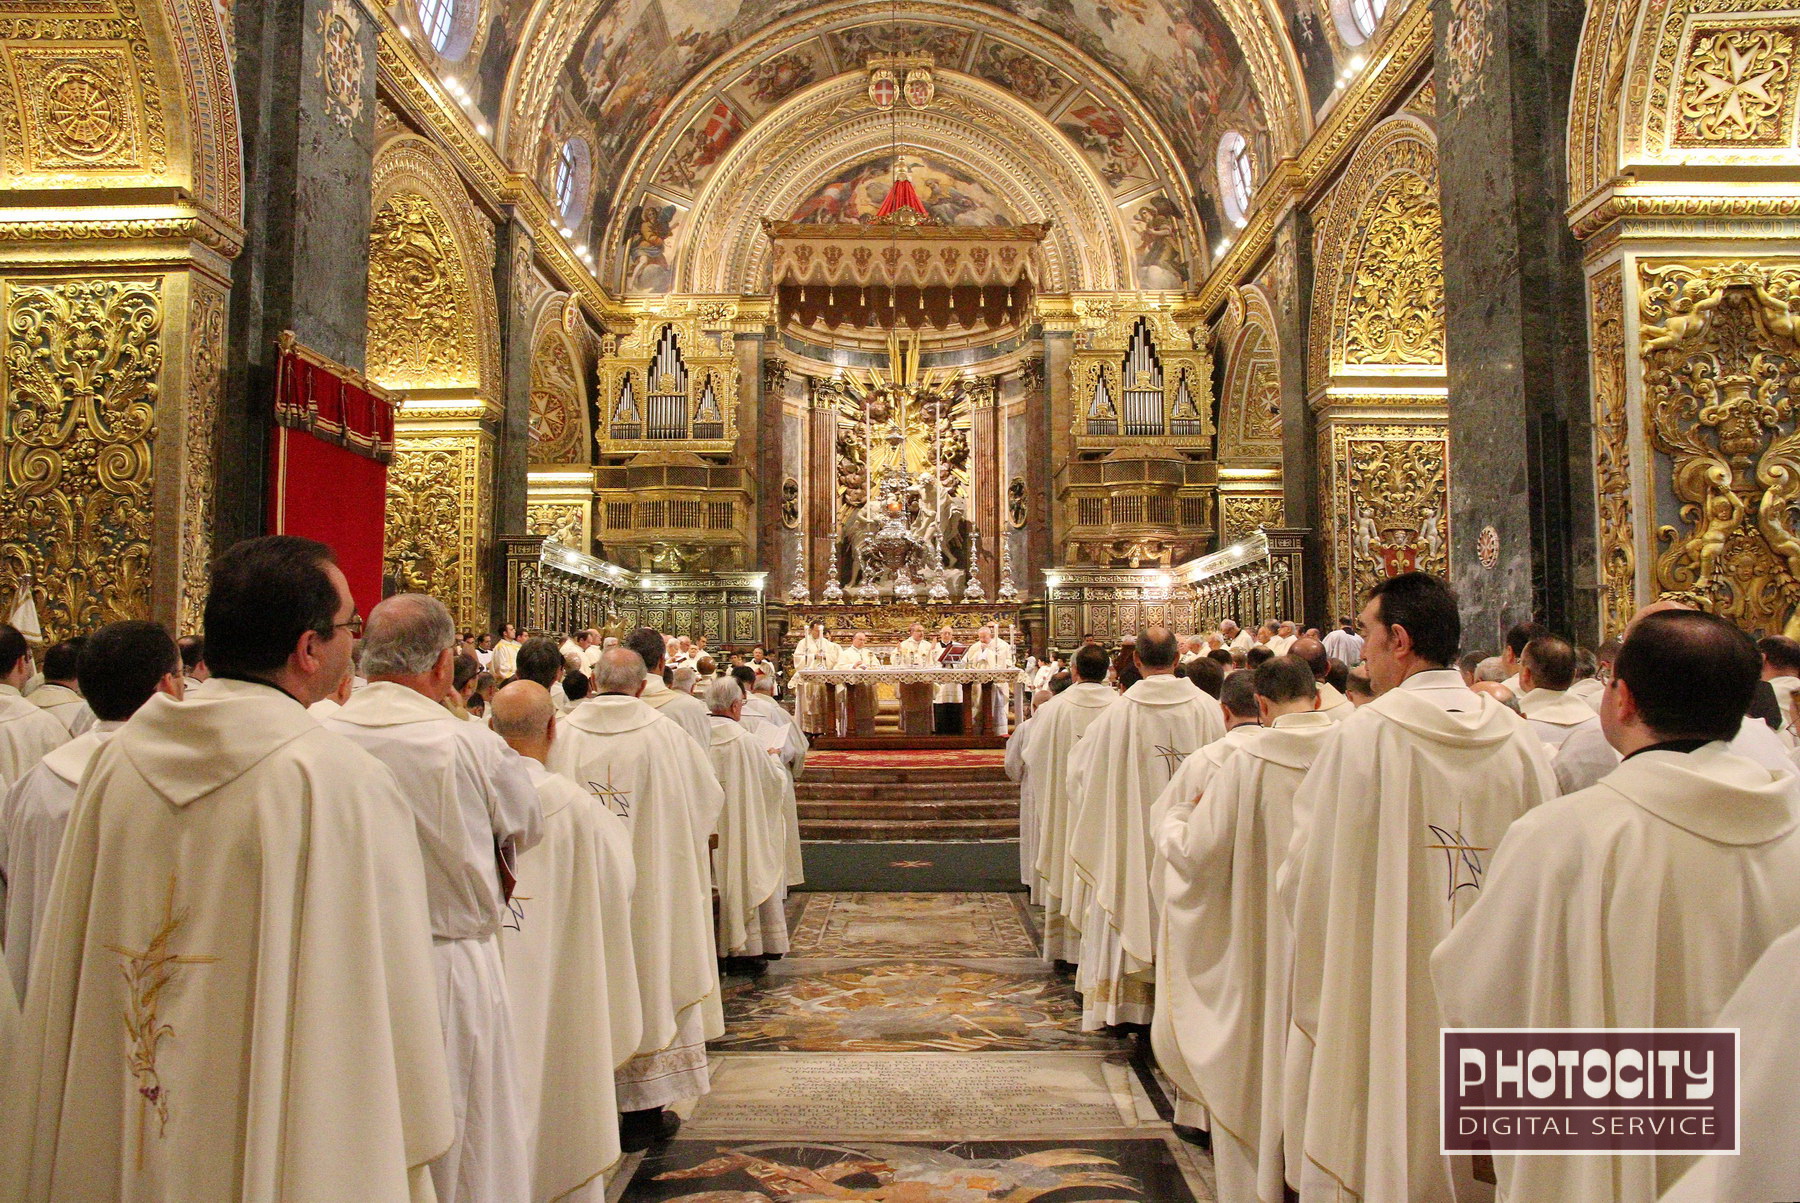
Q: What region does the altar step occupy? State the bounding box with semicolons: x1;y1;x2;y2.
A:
796;763;1019;841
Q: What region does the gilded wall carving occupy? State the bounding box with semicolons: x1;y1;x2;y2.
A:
367;191;479;388
0;278;162;641
4;46;148;171
528;306;587;464
1319;422;1450;617
1640;258;1800;635
1674;25;1795;146
1222;494;1285;540
179;280;225;634
315;0;367;130
1217;284;1284;462
526;501;588;546
385;434;490;631
1589;263;1636;638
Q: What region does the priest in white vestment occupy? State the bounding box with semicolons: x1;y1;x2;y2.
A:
0;536;452;1203
961;625;1017;735
1027;646;1117;965
1515;633;1601;750
550;646;725;1149
0;625;67;792
1289;636;1354;721
1066;627;1225;1028
1283;573;1556;1203
731;669;805;889
835;630;880;736
1758;634;1800;742
323;594;541;1203
490;682;642;1203
624;626;715;753
742;673;807;775
492;623;522;680
893;623;937;734
933;624;966;734
2;621;182;1002
1006;697;1044;900
25;639;93;736
1147;668;1267;1129
1158;658;1335;1202
1659;919;1800;1203
792;621;841;736
704;676;793;963
1435;609;1800;1203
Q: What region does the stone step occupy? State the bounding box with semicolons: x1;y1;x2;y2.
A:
794;781;1019;802
800;817;1021;840
795;798;1019;821
800;766;1013;785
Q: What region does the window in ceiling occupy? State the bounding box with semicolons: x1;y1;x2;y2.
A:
553;138;592;226
1347;0;1388;41
415;0;476;61
1217;132;1254;226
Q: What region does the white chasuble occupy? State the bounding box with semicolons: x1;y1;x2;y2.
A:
501;760;642;1203
706;715;792;957
1157;712;1335;1203
0;679;452;1203
549;695;724;1111
1024;682;1118;964
1282;670;1556;1203
961;639;1017;733
1145;720;1266;1126
1518;686;1600;750
1066;674;1225;1027
26;683;93;737
792;636;840;733
1568;675;1604;711
1;721;121;1001
0;686;67;794
743;692;807;776
1660;920;1800;1203
896;637;936;667
637;675;716;760
1434;744;1800;1203
1312;680;1354;722
1006;712;1041;900
324;681;541;1203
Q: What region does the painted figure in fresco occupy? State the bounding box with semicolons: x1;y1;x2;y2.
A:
624;203;678;293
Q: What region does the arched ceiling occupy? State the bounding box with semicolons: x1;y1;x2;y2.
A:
393;0;1319;295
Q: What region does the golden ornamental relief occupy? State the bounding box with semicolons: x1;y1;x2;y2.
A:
1589;264;1636;639
179;282;226;635
1222;494;1285;541
1217;285;1284;461
366;191;477;389
1;44;149;174
385;435;484;628
1640;259;1800;636
1341;173;1446;368
528;322;585;465
526;502;587;547
1674;25;1796;146
1347;436;1450;595
1;278;162;642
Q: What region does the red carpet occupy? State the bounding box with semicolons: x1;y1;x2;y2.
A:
805;747;1007;770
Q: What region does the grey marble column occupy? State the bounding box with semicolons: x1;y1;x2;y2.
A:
488;214;535;625
1271;212;1328;627
217;0;382;545
1435;0;1593;644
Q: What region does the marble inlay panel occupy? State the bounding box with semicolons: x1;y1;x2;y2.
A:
717;959;1119;1052
789;892;1037;958
687;1051;1145;1136
618;1138;1208;1201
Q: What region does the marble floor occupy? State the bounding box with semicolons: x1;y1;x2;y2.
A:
607;889;1217;1201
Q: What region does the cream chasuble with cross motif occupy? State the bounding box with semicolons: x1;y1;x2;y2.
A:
706;714;792;958
1281;670;1556;1203
548;693;724;1111
1026;682;1118;964
1064;674;1224;1028
0;679;452;1203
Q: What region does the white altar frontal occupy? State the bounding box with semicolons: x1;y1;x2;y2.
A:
794;665;1025;744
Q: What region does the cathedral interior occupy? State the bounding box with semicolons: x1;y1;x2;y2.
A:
2;0;1796;656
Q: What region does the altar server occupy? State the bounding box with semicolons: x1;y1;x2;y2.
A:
1516;633;1601;750
492;622;522;680
704;676;792;965
550;647;724;1151
2;621;182;1001
624;626;714;752
2;537;452;1203
323;593;541;1203
1435;609;1800;1203
1067;627;1224;1027
792;620;840;737
0;624;66;791
932;623;964;734
1030;645;1117;964
1284;572;1556;1203
25;639;93;736
1156;658;1333;1202
492;681;641;1203
895;622;937;734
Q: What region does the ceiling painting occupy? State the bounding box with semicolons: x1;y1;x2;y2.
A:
790;153;1019;227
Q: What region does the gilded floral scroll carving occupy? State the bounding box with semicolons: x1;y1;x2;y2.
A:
1341;173;1446;368
366;191;477;389
1222;494;1285;540
385;437;482;626
1;278;162;640
1641;259;1800;635
1589;264;1635;638
1346;435;1450;596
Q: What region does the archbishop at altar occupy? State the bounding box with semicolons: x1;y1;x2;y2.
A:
789;616;1023;741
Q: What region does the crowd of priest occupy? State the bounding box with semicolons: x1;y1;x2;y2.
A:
1007;579;1800;1203
0;535;808;1202
4;536;1800;1201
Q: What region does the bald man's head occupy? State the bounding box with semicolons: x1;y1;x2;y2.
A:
490;679;555;760
1289;636;1329;679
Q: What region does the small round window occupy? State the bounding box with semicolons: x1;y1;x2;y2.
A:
552;138;592;225
414;0;476;61
1216;132;1254;226
1345;0;1388;42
